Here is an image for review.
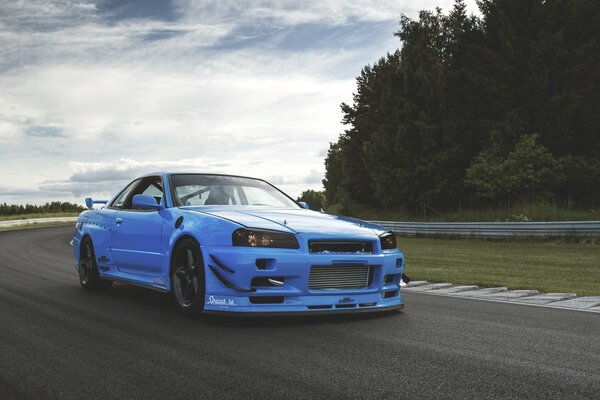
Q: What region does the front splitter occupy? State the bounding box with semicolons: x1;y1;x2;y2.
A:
203;302;404;317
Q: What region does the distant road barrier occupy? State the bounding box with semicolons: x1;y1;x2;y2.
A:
370;220;600;238
0;217;77;228
2;216;600;238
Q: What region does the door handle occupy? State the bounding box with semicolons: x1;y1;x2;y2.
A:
115;218;124;224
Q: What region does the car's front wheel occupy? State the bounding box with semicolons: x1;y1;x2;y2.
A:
79;237;113;291
171;239;205;315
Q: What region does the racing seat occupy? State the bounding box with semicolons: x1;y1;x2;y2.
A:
204;186;230;205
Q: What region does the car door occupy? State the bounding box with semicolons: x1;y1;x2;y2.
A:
90;178;140;265
110;176;165;276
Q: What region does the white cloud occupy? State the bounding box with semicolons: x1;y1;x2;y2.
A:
303;169;323;184
176;0;478;26
19;157;324;203
0;0;478;204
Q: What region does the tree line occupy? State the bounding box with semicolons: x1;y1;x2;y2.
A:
322;0;599;214
0;202;85;216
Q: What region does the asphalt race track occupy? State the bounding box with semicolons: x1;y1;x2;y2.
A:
1;226;599;399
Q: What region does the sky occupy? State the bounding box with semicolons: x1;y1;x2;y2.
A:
0;0;478;205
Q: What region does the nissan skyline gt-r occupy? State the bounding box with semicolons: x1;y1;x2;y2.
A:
72;172;405;315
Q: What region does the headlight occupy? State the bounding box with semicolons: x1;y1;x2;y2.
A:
379;232;397;250
232;228;299;249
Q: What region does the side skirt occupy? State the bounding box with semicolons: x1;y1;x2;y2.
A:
101;273;170;293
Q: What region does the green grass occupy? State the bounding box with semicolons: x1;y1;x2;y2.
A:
332;201;599;222
0;212;80;221
0;221;76;232
399;237;600;296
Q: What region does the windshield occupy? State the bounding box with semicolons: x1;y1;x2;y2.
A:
170;174;299;208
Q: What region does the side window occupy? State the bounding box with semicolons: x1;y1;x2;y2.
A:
141;181;163;197
122;176;164;210
110;179;140;209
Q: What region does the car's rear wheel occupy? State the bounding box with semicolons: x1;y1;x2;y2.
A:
79;237;113;291
171;239;205;315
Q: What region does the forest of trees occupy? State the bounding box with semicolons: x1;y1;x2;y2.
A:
0;202;84;216
322;0;599;214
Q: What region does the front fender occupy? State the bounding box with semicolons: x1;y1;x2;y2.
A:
161;209;243;287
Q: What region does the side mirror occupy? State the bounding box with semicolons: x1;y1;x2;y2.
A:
298;201;310;209
132;194;164;211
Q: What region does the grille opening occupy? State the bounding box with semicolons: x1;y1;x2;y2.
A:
307;305;333;310
334;304;357;309
249;296;284;304
309;265;373;290
309;241;373;254
251;277;284;287
384;274;400;284
359;302;377;307
255;259;270;270
382;290;398;299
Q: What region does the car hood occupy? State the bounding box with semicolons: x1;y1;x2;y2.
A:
185;207;387;237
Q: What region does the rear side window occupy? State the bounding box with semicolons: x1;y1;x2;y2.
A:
110;179;140;209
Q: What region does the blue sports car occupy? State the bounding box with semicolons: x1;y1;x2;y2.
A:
72;173;405;315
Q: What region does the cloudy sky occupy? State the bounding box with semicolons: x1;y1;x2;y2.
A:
0;0;477;205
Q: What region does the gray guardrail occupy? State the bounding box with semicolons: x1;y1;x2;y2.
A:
369;220;600;238
2;216;599;238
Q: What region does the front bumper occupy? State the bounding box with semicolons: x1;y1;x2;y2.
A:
199;245;405;314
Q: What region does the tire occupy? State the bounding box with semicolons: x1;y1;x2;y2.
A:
79;237;113;291
171;238;205;315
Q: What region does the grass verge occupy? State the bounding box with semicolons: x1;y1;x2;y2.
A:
330;201;599;222
398;237;600;296
2;216;598;296
0;212;80;221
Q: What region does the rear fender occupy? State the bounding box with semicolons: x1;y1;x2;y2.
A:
75;209;117;268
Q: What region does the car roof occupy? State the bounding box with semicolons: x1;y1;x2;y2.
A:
140;172;266;181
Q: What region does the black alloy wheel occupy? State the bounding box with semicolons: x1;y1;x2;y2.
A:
171;239;205;315
79;237;112;291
